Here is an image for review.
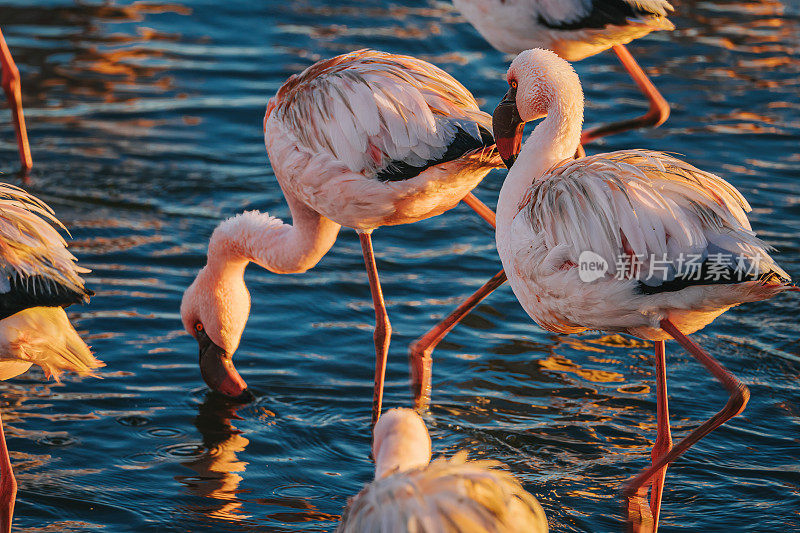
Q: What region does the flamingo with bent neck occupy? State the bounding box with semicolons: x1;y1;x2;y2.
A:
0;183;101;532
181;49;502;425
337;407;548;532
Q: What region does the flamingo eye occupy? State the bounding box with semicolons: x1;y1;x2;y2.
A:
510;80;518;89
195;323;203;332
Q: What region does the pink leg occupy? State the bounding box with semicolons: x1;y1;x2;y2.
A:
359;232;392;427
461;192;496;229
0;28;32;173
407;192;503;409
581;44;670;145
624;319;749;532
649;340;673;529
0;410;17;533
409;270;507;410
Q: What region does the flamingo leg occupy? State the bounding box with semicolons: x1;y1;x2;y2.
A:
581;44;670;145
0;28;32;173
409;270;507;410
0;410;16;533
624;319;749;532
461;192;496;229
649;339;672;530
407;193;501;410
359;231;392;427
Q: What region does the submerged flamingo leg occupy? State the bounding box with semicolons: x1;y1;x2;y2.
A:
359;232;392;427
624;319;749;532
407;192;504;409
649;340;672;530
581;44;670;145
0;411;17;533
409;270;507;410
0;28;32;173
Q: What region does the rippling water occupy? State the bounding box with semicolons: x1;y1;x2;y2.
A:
0;0;798;531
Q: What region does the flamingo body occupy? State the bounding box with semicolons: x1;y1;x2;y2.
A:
0;183;99;380
502;150;790;341
452;0;674;60
265;49;500;231
338;408;548;533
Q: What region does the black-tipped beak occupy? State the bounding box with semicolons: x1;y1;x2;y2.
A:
492;87;524;169
197;328;252;403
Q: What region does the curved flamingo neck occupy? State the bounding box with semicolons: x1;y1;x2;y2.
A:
496;76;583;232
206;194;341;279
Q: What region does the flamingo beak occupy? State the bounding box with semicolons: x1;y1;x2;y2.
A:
492;87;524;169
197;328;253;403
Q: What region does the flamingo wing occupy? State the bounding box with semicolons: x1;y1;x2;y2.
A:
536;0;673;31
516;149;789;294
0;184;91;320
338;452;547;533
269;49;497;182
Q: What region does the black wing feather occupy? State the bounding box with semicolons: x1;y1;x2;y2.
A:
375;125;495;182
538;0;658;31
636;264;789;296
0;274;93;321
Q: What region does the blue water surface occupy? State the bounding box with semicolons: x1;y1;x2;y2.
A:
0;0;798;531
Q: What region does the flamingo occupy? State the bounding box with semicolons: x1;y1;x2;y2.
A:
482;48;794;530
181;49;502;425
337;407;548;532
410;0;676;394
0;183;101;532
451;0;673;143
0;28;32;173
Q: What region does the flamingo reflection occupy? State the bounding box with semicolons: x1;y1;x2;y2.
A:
178;393;252;523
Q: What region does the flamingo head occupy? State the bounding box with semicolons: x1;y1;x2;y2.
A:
181;259;253;403
493;48;580;168
372;408;432;479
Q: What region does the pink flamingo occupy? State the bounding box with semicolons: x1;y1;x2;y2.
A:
410;0;676;395
486;48;794;530
181;50;502;424
0;29;32;173
451;0;673;143
0;183;101;532
338;407;548;532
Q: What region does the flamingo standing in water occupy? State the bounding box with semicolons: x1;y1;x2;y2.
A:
0;28;32;173
410;0;676;396
486;48;794;530
181;49;502;424
451;0;673;143
338;407;548;532
0;183;100;532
